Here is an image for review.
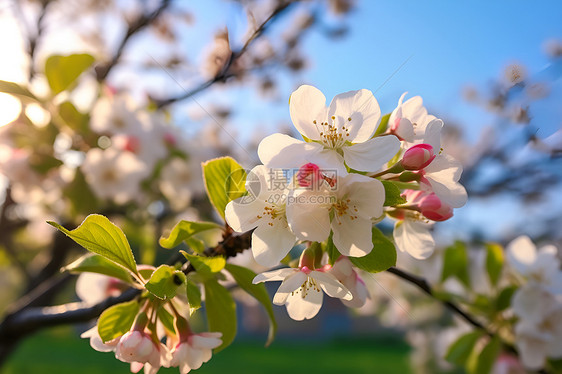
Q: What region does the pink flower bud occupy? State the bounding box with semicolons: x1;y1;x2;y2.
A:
115;331;162;368
163;132;176;147
401;144;435;170
419;193;453;221
297;163;321;188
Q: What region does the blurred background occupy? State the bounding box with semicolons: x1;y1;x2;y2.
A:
0;0;561;373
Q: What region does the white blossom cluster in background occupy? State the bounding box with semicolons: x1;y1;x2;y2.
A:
225;84;467;320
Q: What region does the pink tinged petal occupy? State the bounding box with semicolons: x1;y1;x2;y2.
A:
286;189;332;242
284;285;323;321
258;133;322;169
289;85;327;141
185;347;205;370
332;215;373;257
341;174;385;219
327;89;381;143
251;222;296;267
342;277;369;308
252;268;297;284
273;271;308;305
310;271;352;300
424;154;467;208
342;135;401;172
506;236;537;275
191;334;222;349
393;220;435;259
180;362;191;374
81;327;116;353
130;362;144;373
225;199;264;233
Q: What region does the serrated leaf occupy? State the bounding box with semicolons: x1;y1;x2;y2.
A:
441;241;470;288
62;254;133;284
202;157;247;220
445;330;484;366
381;180;407;206
204;278;236;352
470;336;501;374
181;252;226;279
145;265;186;300
225;264;277;346
349;226;397;273
495;285;517;311
47;214;138;276
186;279;202;310
97;300;139;343
45;54;95;94
485;243;504;287
0;80;39;102
159;220;222;249
325;233;340;266
374;113;390;136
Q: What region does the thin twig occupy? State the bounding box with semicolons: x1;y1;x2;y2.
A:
154;1;294;108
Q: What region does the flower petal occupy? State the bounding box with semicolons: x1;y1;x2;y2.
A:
393;220;435;259
289;85;327;141
311;271;352;300
420;118;443;150
273;271;307;305
506;235;537;275
191;335;222;350
340;173;385;219
286;188;332;242
252;268;296;284
332;216;373;257
342;135;401;172
225;199;265;233
284;284;323;321
258;133;322;169
424;154;467;208
327;89;381;143
251;222;296;267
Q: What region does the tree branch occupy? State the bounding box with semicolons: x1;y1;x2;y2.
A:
95;0;171;82
153;0;294;108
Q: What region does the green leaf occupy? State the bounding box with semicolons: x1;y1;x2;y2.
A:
185;279;202;310
97;300;139;343
441;241;470;288
202;157;247;220
47;214;138;276
225;264;277;346
45;54;95;94
157;306;176;335
59;101;89;132
185;237;206;254
495;285;518;311
349;226;397;273
0;80;38;103
29;153;63;174
381;181;407;207
485;243;504;287
159;220;222;249
374;113;390;136
145;265;186;300
204;278;236;352
62;254;133;284
470;336;501;374
445;330;484;366
325;233;340;266
181;252;226;279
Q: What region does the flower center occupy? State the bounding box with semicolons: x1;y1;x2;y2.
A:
256;203;286;227
332;198;358;224
313;116;351;149
292;276;320;299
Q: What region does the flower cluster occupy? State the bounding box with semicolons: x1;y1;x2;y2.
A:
507;236;562;370
226;85;467;320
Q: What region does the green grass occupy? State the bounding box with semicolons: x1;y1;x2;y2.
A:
3;327;413;374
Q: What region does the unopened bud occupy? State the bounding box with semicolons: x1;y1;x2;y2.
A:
419;193;453;221
401;144;435;170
